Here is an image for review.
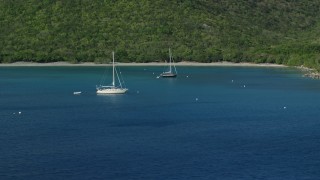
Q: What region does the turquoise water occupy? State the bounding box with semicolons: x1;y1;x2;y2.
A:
1;66;320;179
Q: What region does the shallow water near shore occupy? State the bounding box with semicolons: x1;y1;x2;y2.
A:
1;66;320;179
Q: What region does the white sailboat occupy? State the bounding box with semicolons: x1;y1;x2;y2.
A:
96;52;128;94
160;48;177;78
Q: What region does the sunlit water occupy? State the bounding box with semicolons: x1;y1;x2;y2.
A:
1;66;320;179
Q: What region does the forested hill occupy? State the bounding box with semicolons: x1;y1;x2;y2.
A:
1;0;320;69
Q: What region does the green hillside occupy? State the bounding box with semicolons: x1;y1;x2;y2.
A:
1;0;320;69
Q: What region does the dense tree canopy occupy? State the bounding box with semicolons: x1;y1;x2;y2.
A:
1;0;320;69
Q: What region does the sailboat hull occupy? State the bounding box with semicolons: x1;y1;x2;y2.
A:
97;88;128;94
160;72;177;78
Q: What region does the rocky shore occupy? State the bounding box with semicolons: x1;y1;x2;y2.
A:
299;65;320;79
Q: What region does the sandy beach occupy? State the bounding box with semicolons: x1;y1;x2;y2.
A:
0;61;286;67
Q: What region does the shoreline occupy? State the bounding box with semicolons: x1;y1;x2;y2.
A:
3;61;320;79
0;61;286;67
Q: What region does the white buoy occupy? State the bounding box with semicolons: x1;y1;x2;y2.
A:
232;80;234;83
186;75;189;78
196;98;199;101
283;106;287;109
18;112;21;115
137;90;139;94
243;85;246;88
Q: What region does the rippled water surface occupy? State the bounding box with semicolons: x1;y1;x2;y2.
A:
1;66;320;179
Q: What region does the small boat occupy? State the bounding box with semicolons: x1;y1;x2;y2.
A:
96;51;128;94
160;48;177;78
73;91;81;95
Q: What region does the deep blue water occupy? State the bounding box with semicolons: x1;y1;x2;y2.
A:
1;66;320;179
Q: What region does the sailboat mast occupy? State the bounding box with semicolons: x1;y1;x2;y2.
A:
112;51;115;87
169;48;172;72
